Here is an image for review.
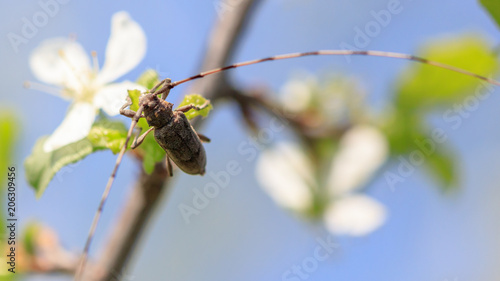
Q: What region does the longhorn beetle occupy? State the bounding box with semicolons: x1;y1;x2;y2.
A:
119;78;211;176
75;50;500;280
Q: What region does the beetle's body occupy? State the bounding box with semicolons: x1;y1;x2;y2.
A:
139;93;207;175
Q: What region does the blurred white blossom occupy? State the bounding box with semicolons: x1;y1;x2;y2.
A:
279;77;314;113
328;125;389;196
323;194;386;236
324;124;388;236
29;11;146;152
256;125;388;236
256;143;315;212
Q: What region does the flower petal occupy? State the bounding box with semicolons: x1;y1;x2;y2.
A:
93;81;145;116
96;11;146;85
43;103;96;152
256;143;315;211
324;195;386;236
30;37;91;92
328;125;388;196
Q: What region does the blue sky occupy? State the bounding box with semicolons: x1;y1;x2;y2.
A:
2;0;500;280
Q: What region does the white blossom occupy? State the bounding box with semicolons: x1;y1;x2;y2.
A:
279;78;313;113
256;143;315;212
323;125;388;236
256;125;389;236
29;11;147;152
328;124;389;196
323;194;386;236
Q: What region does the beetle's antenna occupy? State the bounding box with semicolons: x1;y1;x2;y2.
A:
77;49;500;281
169;50;500;88
74;104;145;281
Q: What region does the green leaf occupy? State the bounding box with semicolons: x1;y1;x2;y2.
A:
141;133;166;174
128;89;141;112
23;223;41;256
387;34;498;192
0;112;18;261
88;119;128;153
383;108;425;155
0;113;17;185
382;109;459;192
25;137;95;198
425;148;458;193
396;35;498;110
128;89;149;129
480;0;500;29
176;94;213;120
137;69;160;89
25;118;129;197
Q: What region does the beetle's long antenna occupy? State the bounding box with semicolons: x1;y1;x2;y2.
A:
77;49;500;281
169;50;500;88
74;104;145;281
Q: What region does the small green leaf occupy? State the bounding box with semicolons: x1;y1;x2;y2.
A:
137;69;160;89
480;0;500;30
128;89;142;111
141;134;166;174
383;109;425;155
88;119;128;153
396;35;498;110
25;137;95;198
425;148;458;193
25;118;129;196
23;223;41;256
128;89;149;129
177;94;213;120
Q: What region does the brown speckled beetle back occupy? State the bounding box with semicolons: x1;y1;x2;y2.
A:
119;80;210;176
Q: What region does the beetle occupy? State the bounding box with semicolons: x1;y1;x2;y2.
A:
118;78;211;176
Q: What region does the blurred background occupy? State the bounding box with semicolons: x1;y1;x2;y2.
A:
2;0;500;280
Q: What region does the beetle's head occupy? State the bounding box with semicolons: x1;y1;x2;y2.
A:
139;93;160;110
139;93;174;127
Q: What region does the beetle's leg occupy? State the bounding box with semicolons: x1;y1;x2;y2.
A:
131;127;155;149
150;78;171;94
120;97;145;118
196;133;211;143
165;155;173;177
131;127;142;148
157;85;171;101
175;100;211;113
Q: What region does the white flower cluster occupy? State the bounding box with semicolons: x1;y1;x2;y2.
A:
257;76;388;236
